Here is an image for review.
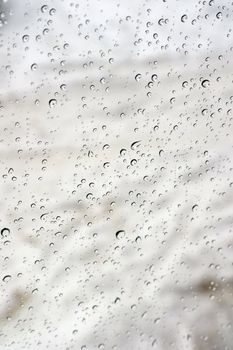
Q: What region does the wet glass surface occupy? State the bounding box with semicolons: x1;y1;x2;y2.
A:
1;1;233;349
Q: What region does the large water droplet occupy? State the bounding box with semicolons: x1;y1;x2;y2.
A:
115;230;125;239
1;227;10;237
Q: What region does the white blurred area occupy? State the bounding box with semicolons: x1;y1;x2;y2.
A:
0;0;231;92
1;1;233;349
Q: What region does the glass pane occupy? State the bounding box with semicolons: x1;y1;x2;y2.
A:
1;0;233;349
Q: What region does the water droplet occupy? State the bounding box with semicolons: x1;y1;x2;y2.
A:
182;81;188;88
22;34;29;43
1;227;10;237
159;149;164;157
135;73;141;82
49;8;56;16
2;275;11;282
154;317;161;324
192;204;198;211
49;99;57;108
41;5;48;13
216;12;222;19
100;77;106;84
130;159;137;165
114;297;120;304
31;63;38;71
158;18;165;26
181;14;188;22
151;74;157;82
170;97;175;104
131;141;141;150
115;230;125;239
60;84;67;91
201;79;210;88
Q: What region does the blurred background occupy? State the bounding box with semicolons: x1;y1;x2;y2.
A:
1;0;233;349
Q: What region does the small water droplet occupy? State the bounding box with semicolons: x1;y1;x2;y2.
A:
151;74;157;82
154;317;161;324
192;204;198;211
201;79;210;88
100;77;106;84
41;5;48;13
1;227;10;237
60;84;67;91
2;275;11;282
31;63;38;71
49;99;57;108
159;149;164;156
181;14;188;22
131;141;141;150
115;230;125;239
130;159;137;166
22;34;29;42
49;8;56;16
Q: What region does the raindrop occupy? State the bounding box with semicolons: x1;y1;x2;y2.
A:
49;99;57;108
41;5;48;13
60;84;67;91
22;34;29;42
201;79;210;88
151;74;157;82
182;81;188;88
154;317;161;324
1;227;10;237
100;77;106;84
131;141;141;150
159;149;164;157
181;14;188;22
115;230;125;239
158;18;164;26
31;63;38;71
192;204;198;211
49;8;56;16
202;108;208;116
130;159;137;165
135;73;141;82
216;12;222;19
135;236;141;243
120;149;127;156
2;275;11;282
170;97;175;104
114;297;120;304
